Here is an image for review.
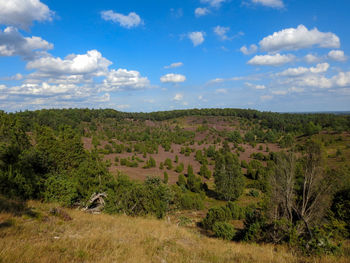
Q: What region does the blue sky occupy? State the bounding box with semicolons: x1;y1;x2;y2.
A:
0;0;350;112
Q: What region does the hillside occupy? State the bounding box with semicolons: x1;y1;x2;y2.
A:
1;108;350;261
0;199;349;263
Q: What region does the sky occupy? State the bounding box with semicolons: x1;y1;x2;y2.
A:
0;0;350;112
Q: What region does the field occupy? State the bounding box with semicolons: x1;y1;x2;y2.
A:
0;199;349;263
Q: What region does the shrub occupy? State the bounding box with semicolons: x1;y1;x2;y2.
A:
178;192;204;210
202;206;231;230
44;173;78;206
177;174;186;188
212;222;236;240
163;172;169;184
164;158;173;170
175;163;184;173
226;202;245;220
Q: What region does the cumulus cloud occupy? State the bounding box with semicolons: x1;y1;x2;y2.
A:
188;31;205;46
164;62;183;69
188;32;205;46
214;26;230;40
259;25;340;52
304;54;320;63
0;0;54;30
160;73;186;83
251;0;284;9
173;93;183;101
240;44;258;55
101;10;143;28
0;26;53;60
26;50;112;76
195;7;210;17
328;50;347;62
333;72;350;87
102;69;150;91
278;63;329;77
248;53;294;66
200;0;226;8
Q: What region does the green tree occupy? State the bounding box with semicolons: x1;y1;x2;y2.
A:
214;152;245;201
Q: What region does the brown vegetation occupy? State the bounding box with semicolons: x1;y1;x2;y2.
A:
1;201;349;263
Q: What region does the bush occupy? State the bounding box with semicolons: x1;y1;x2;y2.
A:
178;192;204;210
175;163;184;173
226;202;246;220
202;206;231;230
44;173;78;206
212;222;236;240
105;175;172;219
163;172;168;184
177;174;186;187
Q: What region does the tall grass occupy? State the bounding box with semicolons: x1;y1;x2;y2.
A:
0;200;349;263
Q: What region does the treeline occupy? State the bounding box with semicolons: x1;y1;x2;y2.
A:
9;108;350;134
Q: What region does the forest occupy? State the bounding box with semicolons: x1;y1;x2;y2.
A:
0;108;350;261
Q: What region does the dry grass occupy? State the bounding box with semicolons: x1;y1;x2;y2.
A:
0;201;349;263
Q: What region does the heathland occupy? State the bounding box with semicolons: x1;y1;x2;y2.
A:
0;108;349;262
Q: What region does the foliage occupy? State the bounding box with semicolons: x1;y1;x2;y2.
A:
212;222;236;240
214;152;245;201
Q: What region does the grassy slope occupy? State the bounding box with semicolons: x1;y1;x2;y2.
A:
1;201;349;263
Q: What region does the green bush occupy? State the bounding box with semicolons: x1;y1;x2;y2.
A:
178;192;204;210
202;206;232;230
212;222;236;240
44;173;78;206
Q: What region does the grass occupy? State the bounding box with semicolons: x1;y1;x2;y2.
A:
1;200;349;263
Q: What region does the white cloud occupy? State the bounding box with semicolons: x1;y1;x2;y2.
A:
328;50;347;62
102;69;150;91
160;73;186;83
271;90;288;95
259;25;340;52
289;87;305;93
188;31;205;46
200;0;226;7
0;27;53;60
214;26;230;40
304;54;320;63
164;62;183;69
296;75;333;89
215;88;227;94
173;93;183;101
7;73;23;80
26;50;112;76
101;10;143;28
116;104;130;110
252;0;284;9
261;95;273;100
333;72;350;87
245;82;266;89
195;7;210;17
278;63;329;77
248;53;294;66
240;44;258;55
7;82;86;96
0;0;54;30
